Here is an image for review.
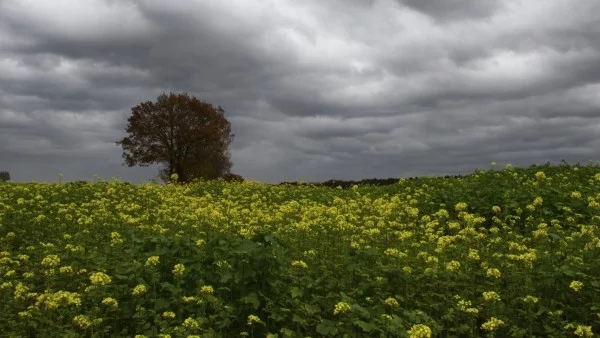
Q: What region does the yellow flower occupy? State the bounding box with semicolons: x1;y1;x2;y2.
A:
110;232;123;245
333;301;351;315
145;256;160;267
172;264;185;277
407;324;432;338
492;206;501;213
455;202;468;212
37;291;81;309
571;191;582;199
247;314;262;325
132;284;147;296
182;317;199;329
467;249;480;260
41;254;60;267
481;317;504;331
13;282;29;300
483;291;501;302
181;296;198;303
522;296;538;304
162;311;176;319
570;281;584;292
102;297;118;308
73;315;92;329
200;285;214;294
384;297;399;306
445;260;460;272
291;260;308;269
59;266;73;274
90;272;112;286
18;311;32;318
381;314;393;321
486;268;501;278
573;325;594;337
535;171;546;180
465;307;479;315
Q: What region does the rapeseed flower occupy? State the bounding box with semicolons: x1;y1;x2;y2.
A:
481;317;504;331
407;324;432;338
110;232;123;245
247;314;262;325
90;272;112;286
182;317;199;329
162;311;176;319
486;268;501;278
200;285;214;294
455;202;468;212
483;291;501;302
145;256;160;267
381;314;393;321
569;281;584;292
291;260;308;269
59;266;73;274
522;296;538;304
333;301;351;315
384;297;399;306
445;260;460;272
102;297;118;308
172;263;185;277
132;284;147;296
73;315;92;329
467;249;480;260
573;325;594;337
41;254;60;267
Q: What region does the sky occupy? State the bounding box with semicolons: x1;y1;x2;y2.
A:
1;0;599;184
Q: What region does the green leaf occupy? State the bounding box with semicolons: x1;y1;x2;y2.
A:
240;292;260;310
279;328;295;337
220;272;232;283
290;286;303;299
354;320;377;332
292;314;307;325
303;303;320;315
316;320;338;336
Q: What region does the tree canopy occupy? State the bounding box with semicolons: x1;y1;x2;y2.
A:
116;92;235;184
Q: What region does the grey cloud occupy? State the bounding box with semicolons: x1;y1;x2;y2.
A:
1;0;599;184
397;0;503;22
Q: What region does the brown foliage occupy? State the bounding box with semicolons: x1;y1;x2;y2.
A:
221;172;245;182
116;92;234;184
0;171;10;182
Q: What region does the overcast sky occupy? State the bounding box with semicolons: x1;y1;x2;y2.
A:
1;0;599;184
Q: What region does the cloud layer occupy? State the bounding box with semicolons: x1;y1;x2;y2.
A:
1;0;599;183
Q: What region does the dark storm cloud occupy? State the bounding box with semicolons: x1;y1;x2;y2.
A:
1;0;599;184
398;0;503;22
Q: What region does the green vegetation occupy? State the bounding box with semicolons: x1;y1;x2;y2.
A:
0;162;599;337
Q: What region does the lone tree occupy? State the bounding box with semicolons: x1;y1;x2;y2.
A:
116;92;235;184
0;171;10;182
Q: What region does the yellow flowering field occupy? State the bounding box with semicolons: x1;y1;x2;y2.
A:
1;163;600;337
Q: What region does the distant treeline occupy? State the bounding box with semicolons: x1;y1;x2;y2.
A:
276;175;465;189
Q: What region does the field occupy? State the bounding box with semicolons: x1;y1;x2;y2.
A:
1;163;599;337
